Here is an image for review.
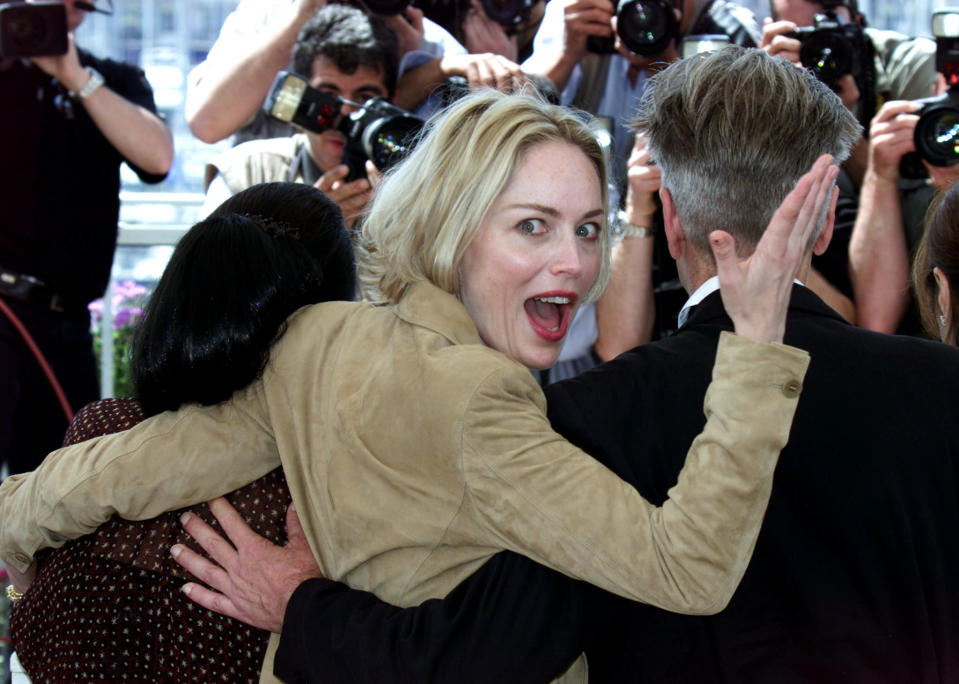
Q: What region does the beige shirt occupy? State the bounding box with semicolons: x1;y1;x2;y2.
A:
0;281;809;680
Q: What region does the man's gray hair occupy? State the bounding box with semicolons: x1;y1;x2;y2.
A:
633;46;862;256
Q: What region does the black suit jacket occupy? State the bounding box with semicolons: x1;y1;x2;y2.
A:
276;287;959;683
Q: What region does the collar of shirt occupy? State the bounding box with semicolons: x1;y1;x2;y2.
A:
677;276;806;329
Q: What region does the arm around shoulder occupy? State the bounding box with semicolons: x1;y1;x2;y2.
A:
0;397;280;574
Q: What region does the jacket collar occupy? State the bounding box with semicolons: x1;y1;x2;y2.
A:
683;283;849;329
393;281;485;346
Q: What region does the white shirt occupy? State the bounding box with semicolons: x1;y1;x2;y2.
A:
678;276;806;328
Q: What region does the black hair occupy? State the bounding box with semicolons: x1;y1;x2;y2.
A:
291;4;399;97
131;182;356;416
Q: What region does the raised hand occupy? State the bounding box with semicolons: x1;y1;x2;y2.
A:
315;164;373;229
171;498;322;634
561;0;614;61
624;133;661;220
867;100;921;182
713;154;838;343
760;18;801;64
462;0;518;61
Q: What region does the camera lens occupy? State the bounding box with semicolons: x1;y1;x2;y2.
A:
481;0;535;27
915;101;959;167
799;31;853;86
363;114;422;171
615;0;675;56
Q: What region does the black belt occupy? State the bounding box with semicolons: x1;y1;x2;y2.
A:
0;268;67;312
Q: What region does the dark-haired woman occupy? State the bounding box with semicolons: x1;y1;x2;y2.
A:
914;181;959;345
8;181;355;682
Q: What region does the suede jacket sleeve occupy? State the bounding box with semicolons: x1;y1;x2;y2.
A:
460;332;808;613
0;382;278;573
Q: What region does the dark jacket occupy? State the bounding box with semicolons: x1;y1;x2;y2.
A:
276;286;959;683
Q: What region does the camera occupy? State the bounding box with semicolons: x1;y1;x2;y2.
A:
900;10;959;179
587;0;677;57
480;0;539;32
362;0;537;33
264;71;423;182
786;9;865;89
0;1;67;59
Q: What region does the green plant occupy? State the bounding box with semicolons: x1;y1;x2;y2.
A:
89;280;150;398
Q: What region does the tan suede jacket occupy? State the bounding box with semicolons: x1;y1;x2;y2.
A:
0;281;809;682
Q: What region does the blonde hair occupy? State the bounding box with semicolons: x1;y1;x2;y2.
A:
356;89;611;304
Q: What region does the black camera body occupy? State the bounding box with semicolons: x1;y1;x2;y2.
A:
480;0;539;32
0;1;67;60
786;11;864;89
587;0;676;57
264;71;423;182
363;0;536;32
900;11;959;179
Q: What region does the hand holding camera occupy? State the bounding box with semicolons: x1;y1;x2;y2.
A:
896;10;959;179
562;0;614;62
29;31;87;87
382;6;426;58
314;163;376;229
760;18;802;64
867;100;920;182
462;0;517;61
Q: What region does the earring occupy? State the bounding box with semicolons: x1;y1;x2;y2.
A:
938;313;948;329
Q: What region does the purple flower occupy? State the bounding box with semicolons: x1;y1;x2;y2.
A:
113;308;132;329
90;281;150;332
115;280;148;301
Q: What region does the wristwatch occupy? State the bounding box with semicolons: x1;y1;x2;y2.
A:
612;209;655;243
70;67;104;100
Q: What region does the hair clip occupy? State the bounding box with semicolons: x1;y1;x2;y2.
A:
243;213;302;240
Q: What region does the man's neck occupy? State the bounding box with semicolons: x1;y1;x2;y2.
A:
678;249;814;295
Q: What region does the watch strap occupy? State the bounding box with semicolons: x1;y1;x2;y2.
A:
71;67;104;100
614;209;655;242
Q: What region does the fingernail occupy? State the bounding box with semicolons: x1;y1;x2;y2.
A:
170;544;181;558
180;512;192;526
181;584;192;596
290;502;296;512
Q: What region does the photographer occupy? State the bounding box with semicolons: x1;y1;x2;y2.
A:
522;0;761;171
186;0;532;145
760;0;941;330
849;90;959;334
200;4;397;227
762;0;937;186
0;0;172;475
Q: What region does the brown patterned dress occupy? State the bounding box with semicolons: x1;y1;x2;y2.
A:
10;398;291;682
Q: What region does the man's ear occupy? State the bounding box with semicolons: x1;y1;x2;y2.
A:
812;184;838;256
661;187;685;260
